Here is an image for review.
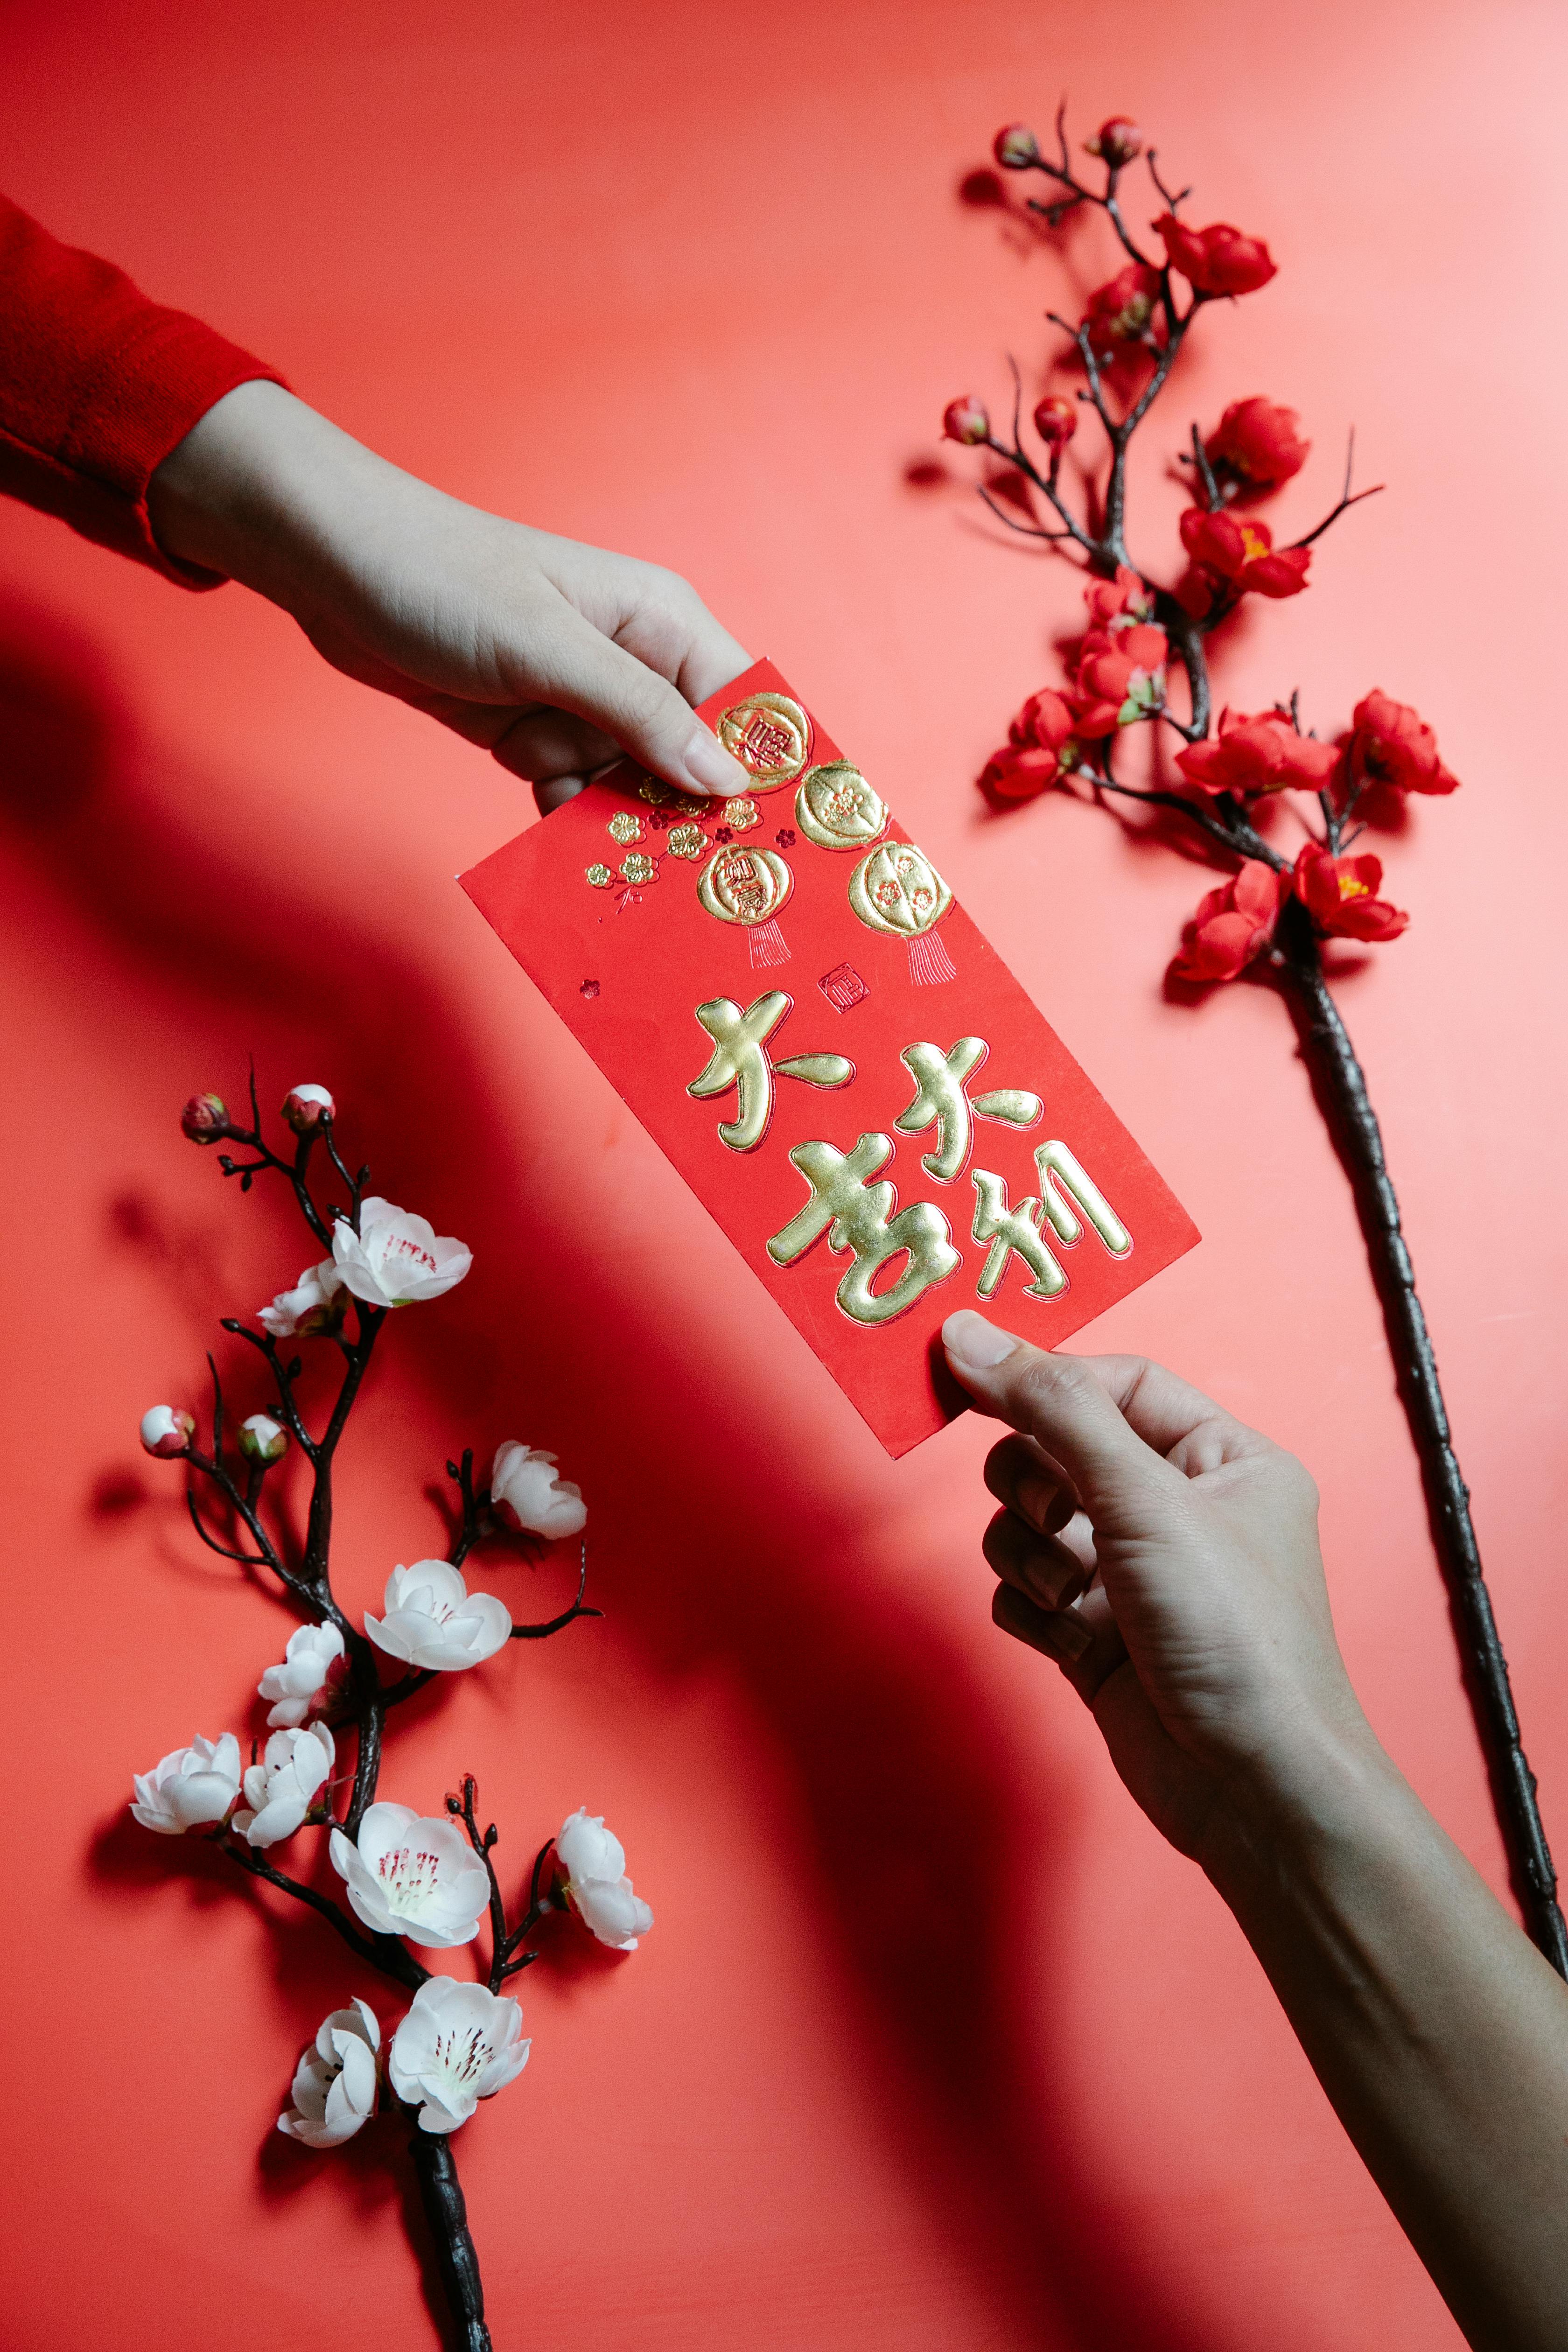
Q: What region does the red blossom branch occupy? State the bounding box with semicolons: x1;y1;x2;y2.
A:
943;104;1566;1975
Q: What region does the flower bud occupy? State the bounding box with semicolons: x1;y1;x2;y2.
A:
140;1405;195;1458
180;1092;228;1146
282;1083;336;1136
1085;116;1143;167
992;123;1040;170
240;1414;289;1465
942;395;991;448
1033;394;1078;449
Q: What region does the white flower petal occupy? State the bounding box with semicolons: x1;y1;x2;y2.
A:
557;1808;626;1884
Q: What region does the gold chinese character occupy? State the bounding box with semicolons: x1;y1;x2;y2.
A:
1034;1141;1132;1255
893;1038;1043;1182
687;992;853;1152
767;1133;960;1325
715;691;812;788
970;1145;1131;1302
970;1170;1067;1300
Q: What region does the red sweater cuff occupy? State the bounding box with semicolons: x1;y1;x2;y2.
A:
0;196;287;588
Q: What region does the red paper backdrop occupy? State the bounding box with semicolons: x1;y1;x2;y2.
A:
3;4;1564;2346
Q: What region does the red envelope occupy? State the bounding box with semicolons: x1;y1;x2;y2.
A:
461;661;1199;1456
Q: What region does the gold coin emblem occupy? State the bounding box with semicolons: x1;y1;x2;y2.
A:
607;811;645;846
722;796;762;832
619;852;657;885
666;822;708;860
795;762;889;852
847;842;952;938
585;862;615;889
714;692;811;791
697;845;795;927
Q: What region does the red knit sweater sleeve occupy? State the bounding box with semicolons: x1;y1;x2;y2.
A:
0;196;287;588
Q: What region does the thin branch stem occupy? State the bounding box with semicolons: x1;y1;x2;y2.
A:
219;1836;429;1990
509;1540;602;1639
447;1450;483;1574
499;1839;559;1978
449;1777;511;1995
184;1486;267;1567
1189;421;1221;510
1289;429;1384;551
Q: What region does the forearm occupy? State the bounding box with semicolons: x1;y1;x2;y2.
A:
146;379;753;805
1207;1731;1568;2350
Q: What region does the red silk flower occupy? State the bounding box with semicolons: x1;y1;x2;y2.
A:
1082;263;1162;352
1176;708;1338;797
1347;688;1460;795
1177;509;1310;609
1072;623;1167;735
982;688;1079;798
1173;860;1286;983
1292;845;1409;941
1204;398;1309;495
1155;214;1277;297
1083;564;1154;628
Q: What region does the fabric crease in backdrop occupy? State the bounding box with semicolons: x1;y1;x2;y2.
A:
2;3;1564;2347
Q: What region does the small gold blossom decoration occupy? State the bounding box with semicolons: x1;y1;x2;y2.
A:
607;811;645;846
620;852;658;885
722;797;762;832
585;862;615;889
666;823;708;860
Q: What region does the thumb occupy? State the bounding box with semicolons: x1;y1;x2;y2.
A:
941;1311;1179;1519
525;603;753;799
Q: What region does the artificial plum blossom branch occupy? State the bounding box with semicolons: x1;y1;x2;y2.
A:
130;1078;655;2348
943;106;1566;1975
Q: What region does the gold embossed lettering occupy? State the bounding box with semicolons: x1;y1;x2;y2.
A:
766;1133;960;1326
1034;1141;1132;1255
688;994;853;1153
970;1170;1068;1300
894;1040;1043;1182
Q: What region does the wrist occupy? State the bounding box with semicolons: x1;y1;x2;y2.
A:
1197;1706;1404;1908
148;381;357;608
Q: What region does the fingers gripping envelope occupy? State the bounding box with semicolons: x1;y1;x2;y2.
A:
461;661;1199;1456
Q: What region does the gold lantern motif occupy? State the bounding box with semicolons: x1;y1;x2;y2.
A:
714;692;812;791
847;842;952;938
794;762;889;852
697;845;795;928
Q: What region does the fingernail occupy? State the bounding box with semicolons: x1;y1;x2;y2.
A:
678;724;750;797
1039;1608;1093;1662
1019;1553;1085;1613
998;1586;1092;1662
1016;1472;1058;1531
942;1309;1018;1370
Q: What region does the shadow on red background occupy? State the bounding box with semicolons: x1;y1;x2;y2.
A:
5;588;1221;2352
